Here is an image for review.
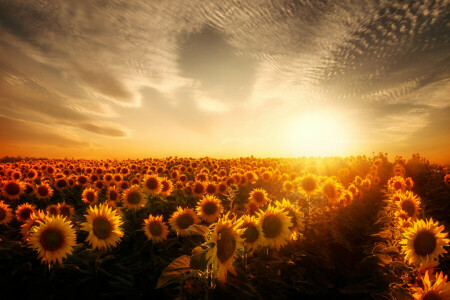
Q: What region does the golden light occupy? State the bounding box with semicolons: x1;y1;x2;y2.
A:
284;110;353;157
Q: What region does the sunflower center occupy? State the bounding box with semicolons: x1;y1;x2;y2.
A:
401;200;416;217
422;291;442;300
394;181;402;190
206;185;216;194
262;215;282;238
78;177;87;184
414;230;437;256
253;192;265;203
146;178;159;190
20;208;33;221
243;224;259;243
93;217;113;239
127;191;142;204
85;192;95;203
109;191;118;201
203;202;217;215
194;184;204;194
176;213;194;229
59;206;71;218
57;180;67;189
302;178;316;192
149;221;163;236
216;227;236;263
40;228;64;251
48;207;58;216
38;186;49;197
0;208;6;221
5;182;20;196
324;184;335;199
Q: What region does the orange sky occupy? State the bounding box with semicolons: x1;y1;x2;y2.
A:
0;1;449;163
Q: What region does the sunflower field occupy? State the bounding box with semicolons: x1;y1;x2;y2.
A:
0;154;449;299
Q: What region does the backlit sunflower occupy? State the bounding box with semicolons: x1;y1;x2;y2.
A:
257;205;293;250
205;182;218;195
412;271;450;300
57;202;75;221
169;207;200;237
239;215;262;252
143;214;169;243
160;178;173;196
196;195;223;223
16;203;36;222
388;176;406;192
321;178;343;206
400;218;449;266
143;174;162;194
123;185;146;209
275;199;304;239
46;204;59;217
81;203;123;250
0;201;13;225
54;177;69;191
29;215;77;264
249;188;269;207
396;191;421;220
81;187;98;205
107;186;120;202
2;180;24;200
20;210;46;241
35;183;53;200
206;213;243;283
298;174;319;196
192;181;206;197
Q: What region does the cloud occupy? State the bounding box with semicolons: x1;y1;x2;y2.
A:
79;121;128;137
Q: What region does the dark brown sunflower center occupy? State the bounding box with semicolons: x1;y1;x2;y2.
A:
202;202;217;215
262;215;282;238
127;191;141;204
401;200;416;217
414;230;437;256
38;186;49;197
40;228;65;251
5;182;20;196
85;192;95;203
422;291;442;300
206;185;216;194
20;208;33;221
193;184;204;194
216;227;236;263
0;208;6;221
324;184;335;198
146;178;159;190
302;178;316;192
149;221;163;236
59;206;71;218
93;217;113;239
253;192;265;203
78;177;87;184
243;224;259;243
176;213;194;229
57;179;67;189
48;207;58;216
109;191;118;201
394;181;402;190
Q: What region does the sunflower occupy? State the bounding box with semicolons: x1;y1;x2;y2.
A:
206;213;243;283
46;204;59;217
20;210;46;241
249;188;269;207
217;182;228;194
16;203;36;222
34;183;53;200
81;203;123;250
321;178;343;205
275;199;304;238
169;207;200;237
388;176;406;192
239;215;262;252
2;180;24;200
298;174;319;196
196;195;223;223
81;187;98;205
77;175;89;187
283;180;294;192
205;182;218;195
142;174;162;194
396;191;421;220
57;202;74;221
107;186;120;202
400;218;449;265
54;177;69;191
29;215;77;264
257;205;293;250
123;185;146;209
143;215;169;243
412;271;450;300
160;178;173;196
0;201;13;225
192;181;206;197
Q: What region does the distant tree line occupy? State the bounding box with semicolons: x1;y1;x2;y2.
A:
0;156;48;163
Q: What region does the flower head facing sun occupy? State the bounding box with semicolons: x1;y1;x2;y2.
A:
169;207;200;237
16;203;36;223
298;174;319;196
82;187;98;205
81;203;123;250
143;215;169;243
123;185;146;209
239;215;262;252
257;205;293;250
196;195;223;223
396;191;421;220
29;215;77;264
206;213;243;283
400;218;449;266
143;174;162;194
249;188;269;207
0;201;13;225
2;180;24;200
412;270;450;300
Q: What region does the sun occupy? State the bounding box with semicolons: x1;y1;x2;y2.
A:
284;110;352;156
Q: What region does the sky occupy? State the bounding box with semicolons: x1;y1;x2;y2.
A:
0;0;449;162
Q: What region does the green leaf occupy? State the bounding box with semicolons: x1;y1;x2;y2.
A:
156;255;191;289
187;224;209;236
